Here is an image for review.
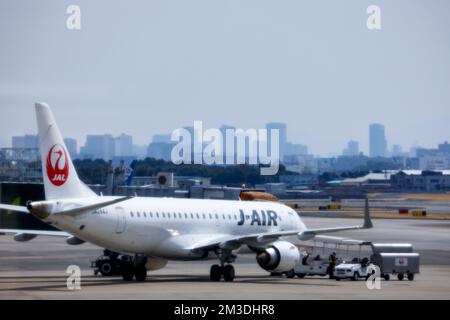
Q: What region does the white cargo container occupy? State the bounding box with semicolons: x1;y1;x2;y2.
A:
371;252;420;281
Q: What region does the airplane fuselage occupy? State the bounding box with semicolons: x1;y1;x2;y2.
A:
44;196;306;260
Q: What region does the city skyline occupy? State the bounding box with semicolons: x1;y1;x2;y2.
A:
8;121;448;160
1;111;447;158
2;113;448;158
7;121;450;173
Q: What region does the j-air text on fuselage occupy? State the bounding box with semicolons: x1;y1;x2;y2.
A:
237;209;278;226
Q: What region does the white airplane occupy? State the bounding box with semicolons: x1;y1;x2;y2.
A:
0;103;373;282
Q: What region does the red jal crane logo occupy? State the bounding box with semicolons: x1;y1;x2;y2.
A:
46;144;69;186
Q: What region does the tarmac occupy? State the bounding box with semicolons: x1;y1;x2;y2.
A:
1;217;450;299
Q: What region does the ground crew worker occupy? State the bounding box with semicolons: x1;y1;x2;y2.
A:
328;252;337;278
302;253;310;265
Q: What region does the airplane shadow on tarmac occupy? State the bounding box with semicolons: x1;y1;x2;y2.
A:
0;274;340;292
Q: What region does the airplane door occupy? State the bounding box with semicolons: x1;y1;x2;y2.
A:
285;210;296;231
115;207;126;234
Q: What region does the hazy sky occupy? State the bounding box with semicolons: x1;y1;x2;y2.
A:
0;0;449;156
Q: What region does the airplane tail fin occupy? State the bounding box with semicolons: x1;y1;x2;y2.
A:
125;160;137;186
35;102;96;200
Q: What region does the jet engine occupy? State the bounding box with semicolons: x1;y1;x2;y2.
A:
256;241;300;273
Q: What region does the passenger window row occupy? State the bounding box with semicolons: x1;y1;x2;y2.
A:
129;211;239;221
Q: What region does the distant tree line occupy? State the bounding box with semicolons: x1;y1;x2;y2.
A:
73;159;109;185
73;158;296;187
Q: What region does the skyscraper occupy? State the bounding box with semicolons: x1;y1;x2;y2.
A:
147;133;175;161
64;138;78;157
81;134;115;160
11;134;39;149
438;141;450;154
152;134;171;143
114;133;133;157
266;122;287;161
391;144;403;157
369;123;387;157
285;142;308;156
343;140;359;156
147;142;173;161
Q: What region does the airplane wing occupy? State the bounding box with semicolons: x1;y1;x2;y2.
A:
0;229;69;237
298;198;373;241
311;235;370;245
0;204;68;241
0;204;29;213
188;228;370;252
297;225;366;240
186;230;303;252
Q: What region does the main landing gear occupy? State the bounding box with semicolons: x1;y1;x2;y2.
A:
210;249;236;282
121;255;148;282
92;250;124;277
92;250;148;282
